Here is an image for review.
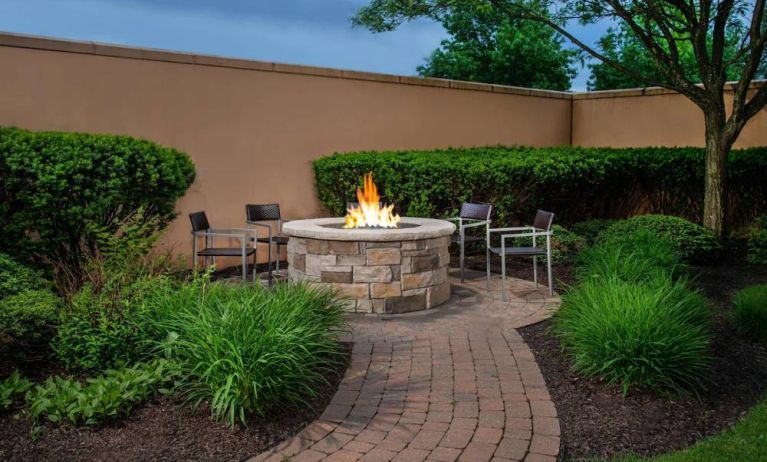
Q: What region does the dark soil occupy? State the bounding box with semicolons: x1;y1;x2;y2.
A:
517;255;767;461
0;344;350;462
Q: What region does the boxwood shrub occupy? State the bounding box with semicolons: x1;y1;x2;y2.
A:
0;127;195;283
596;214;721;264
313;146;767;230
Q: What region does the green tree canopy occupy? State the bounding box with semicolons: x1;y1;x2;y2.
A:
416;2;578;90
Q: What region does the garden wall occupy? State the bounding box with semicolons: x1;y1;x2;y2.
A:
0;32;765;264
0;32;570;262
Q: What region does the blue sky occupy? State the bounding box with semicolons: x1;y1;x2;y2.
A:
0;0;607;90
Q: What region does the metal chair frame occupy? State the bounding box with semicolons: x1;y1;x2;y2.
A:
189;212;257;281
246;204;290;282
446;203;493;282
486;210;555;298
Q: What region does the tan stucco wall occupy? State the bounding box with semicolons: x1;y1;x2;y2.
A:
0;32;765;265
572;88;767;148
0;33;570;263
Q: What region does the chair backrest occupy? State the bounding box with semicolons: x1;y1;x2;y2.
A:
533;210;555;231
460;202;492;221
246;203;281;222
189;211;210;232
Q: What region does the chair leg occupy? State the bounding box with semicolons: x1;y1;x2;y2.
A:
276;245;280;273
267;239;273;286
460;229;465;283
547;255;553;296
533;256;538;287
486;246;490;291
501;253;507;302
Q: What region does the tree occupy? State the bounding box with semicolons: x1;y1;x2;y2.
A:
416;2;578;90
353;0;767;239
589;22;759;90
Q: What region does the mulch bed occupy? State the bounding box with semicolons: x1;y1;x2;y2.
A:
502;253;767;461
0;345;350;462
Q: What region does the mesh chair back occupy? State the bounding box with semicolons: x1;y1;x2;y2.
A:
533;210;555;231
189;211;210;232
246;203;281;221
460;203;492;221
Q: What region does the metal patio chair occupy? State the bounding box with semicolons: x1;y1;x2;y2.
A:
487;210;555;298
189;211;257;281
246;203;289;279
447;203;493;282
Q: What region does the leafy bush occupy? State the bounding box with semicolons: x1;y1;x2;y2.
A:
512;224;586;264
571;218;617;245
0;371;32;411
0;289;60;354
313;146;767;230
0;253;50;298
141;279;347;426
0;127;195;285
577;230;685;283
553;275;712;396
53;236;177;372
746;216;767;265
26;359;178;426
597;214;721;264
732;284;767;342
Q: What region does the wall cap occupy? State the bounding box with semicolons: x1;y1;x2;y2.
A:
0;31;764;101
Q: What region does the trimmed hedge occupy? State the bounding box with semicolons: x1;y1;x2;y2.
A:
313;146;767;230
596;215;721;264
0;127;195;281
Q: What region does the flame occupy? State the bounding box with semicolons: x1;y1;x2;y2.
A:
343;172;401;229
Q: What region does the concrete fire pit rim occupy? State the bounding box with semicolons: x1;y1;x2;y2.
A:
283;217;456;241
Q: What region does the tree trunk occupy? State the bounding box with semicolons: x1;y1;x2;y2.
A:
702;109;731;240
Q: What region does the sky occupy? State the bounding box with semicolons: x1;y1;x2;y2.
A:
0;0;607;91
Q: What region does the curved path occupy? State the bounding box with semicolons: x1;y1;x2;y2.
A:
250;271;561;462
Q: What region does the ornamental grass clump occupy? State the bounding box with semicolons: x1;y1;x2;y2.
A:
576;230;685;283
732;284;767;342
141;279;347;427
553;275;712;396
556;229;712;396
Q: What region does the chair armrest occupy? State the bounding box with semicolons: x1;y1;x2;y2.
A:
500;230;552;242
193;231;249;242
488;226;534;235
462;220;490;229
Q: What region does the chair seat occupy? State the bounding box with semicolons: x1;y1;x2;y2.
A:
451;234;485;243
256;235;289;245
197;247;256;257
489;246;546;256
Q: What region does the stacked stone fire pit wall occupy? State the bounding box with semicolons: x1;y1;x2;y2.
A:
287;235;451;314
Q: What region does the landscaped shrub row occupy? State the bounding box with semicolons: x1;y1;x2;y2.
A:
0;126;195;288
554;230;712;395
314;146;767;230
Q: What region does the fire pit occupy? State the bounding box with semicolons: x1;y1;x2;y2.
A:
284;173;456;314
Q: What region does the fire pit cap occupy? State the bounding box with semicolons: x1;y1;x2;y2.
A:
283;217;456;242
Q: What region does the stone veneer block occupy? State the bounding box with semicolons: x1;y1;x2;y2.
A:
283;217;455;314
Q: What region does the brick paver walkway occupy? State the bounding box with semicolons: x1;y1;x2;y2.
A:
250;270;561;462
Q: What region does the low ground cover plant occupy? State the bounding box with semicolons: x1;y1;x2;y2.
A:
596;214;720;264
140;279;347;426
554;229;712;395
26;359;178;426
731;284;767;342
0;371;32;411
314;146;767;230
0;253;61;356
746;216;767;265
